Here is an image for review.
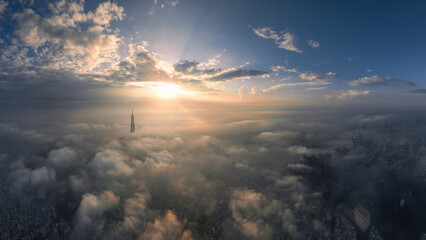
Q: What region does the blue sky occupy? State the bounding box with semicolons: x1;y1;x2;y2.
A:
1;0;426;102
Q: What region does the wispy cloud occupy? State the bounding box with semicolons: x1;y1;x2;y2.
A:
251;26;302;53
262;81;327;92
328;90;369;99
299;72;338;83
149;0;179;15
349;75;415;87
307;40;320;48
271;65;298;74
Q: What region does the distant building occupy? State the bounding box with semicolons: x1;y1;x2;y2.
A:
354;204;370;232
130;109;135;133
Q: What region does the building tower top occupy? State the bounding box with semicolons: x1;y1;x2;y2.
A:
130;109;135;133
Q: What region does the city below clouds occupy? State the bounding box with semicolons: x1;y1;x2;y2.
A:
1;0;426;239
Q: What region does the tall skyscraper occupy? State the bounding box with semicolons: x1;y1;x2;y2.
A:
130;109;135;133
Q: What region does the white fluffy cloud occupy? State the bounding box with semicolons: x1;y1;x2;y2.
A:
252;26;302;53
73;191;120;239
47;147;79;168
140;211;193;240
230;189;277;239
12;0;124;71
89;149;136;179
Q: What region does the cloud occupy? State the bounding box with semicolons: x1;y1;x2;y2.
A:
408;89;426;94
150;0;179;15
299;72;338;83
0;0;7;14
8;166;56;194
230;189;276;239
262;72;337;92
349;75;415;87
288;145;310;154
73;191;120;239
1;2;269;95
251;26;302;53
102;44;265;85
173;60;220;75
104;43;172;83
89;149;136;179
140;211;193;240
11;0;124;71
47;147;79;168
335;90;369;99
121;193;151;230
69;171;91;194
256;131;297;142
271;65;298;74
208;68;269;81
307;40;320;48
5;100;423;239
262;81;328;92
104;192;152;239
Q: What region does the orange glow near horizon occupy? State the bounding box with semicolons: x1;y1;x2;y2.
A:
126;82;194;99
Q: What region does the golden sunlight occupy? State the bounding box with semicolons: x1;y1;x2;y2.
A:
153;82;181;98
126;82;192;99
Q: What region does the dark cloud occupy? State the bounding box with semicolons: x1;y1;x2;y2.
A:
408;89;426;94
208;69;269;81
173;60;220;75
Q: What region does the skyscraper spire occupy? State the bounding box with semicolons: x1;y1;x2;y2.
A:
130;109;135;133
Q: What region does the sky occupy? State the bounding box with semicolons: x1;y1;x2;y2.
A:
1;0;426;106
2;1;426;239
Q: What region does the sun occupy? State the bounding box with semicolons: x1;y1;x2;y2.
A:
152;82;183;98
126;81;194;99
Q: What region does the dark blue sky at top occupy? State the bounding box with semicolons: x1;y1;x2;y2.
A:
106;0;426;84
